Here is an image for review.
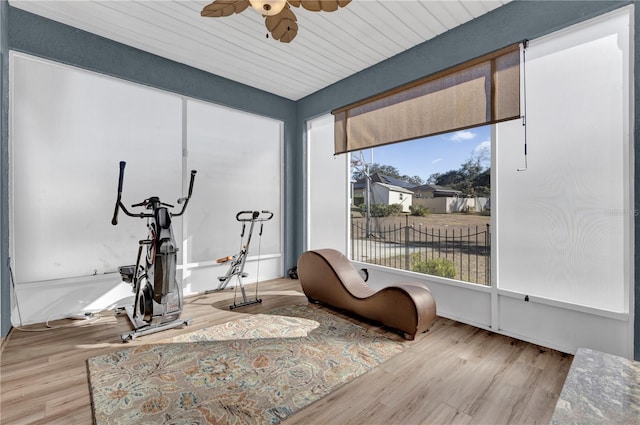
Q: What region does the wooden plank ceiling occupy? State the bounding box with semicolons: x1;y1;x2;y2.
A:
10;0;511;100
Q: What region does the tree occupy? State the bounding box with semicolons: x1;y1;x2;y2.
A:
351;163;424;186
427;150;490;197
352;163;400;181
428;169;465;187
404;175;425;186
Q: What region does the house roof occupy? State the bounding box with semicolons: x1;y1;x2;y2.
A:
377;174;415;189
411;183;462;196
354;172;415;191
374;182;414;195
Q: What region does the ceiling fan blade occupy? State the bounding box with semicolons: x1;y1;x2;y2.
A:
296;0;321;11
289;0;351;12
201;0;250;17
265;5;298;43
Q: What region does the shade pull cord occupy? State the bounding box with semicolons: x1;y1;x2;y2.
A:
517;39;529;172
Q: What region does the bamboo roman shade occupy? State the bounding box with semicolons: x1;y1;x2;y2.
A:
332;43;521;154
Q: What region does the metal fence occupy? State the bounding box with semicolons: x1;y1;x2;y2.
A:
351;215;491;285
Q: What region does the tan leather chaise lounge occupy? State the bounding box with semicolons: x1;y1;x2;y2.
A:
297;249;437;340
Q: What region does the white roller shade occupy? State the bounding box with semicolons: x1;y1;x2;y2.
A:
496;7;632;313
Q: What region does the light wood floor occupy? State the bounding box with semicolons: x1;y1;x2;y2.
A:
0;278;572;425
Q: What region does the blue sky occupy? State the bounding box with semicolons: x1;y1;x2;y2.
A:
364;126;491;183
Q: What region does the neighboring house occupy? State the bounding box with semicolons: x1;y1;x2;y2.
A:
368;182;413;213
353;172;415;192
411;184;462;199
412;183;464;213
353;172;414;212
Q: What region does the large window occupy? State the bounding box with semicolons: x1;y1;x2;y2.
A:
348;6;632;316
350;126;491;286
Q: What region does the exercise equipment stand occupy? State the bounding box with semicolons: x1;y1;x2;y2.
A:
207;210;273;309
111;161;197;342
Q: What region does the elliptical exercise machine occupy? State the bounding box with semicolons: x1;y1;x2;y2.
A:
207;210;273;309
111;161;197;342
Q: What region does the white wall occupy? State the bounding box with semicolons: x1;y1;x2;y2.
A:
358;262;629;356
9;52;284;325
367;183;412;212
415;197;487;214
414;197;448;214
306;114;348;252
356;262;492;330
387;189;412;212
369;183;390;206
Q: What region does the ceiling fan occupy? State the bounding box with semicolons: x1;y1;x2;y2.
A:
201;0;352;43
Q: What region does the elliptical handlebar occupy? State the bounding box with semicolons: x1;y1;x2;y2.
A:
111;161;127;225
131;199;174;209
173;170;197;217
111;162;197;225
258;210;274;222
235;210;274;222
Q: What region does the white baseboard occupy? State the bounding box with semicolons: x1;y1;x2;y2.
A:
11;256;283;326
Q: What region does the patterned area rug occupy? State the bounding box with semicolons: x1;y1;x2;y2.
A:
87;304;406;425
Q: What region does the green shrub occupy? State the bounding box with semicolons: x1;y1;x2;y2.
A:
410;254;457;279
387;203;403;215
368;203;402;217
409;205;430;216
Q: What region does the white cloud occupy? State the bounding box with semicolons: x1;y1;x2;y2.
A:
432;158;443;164
473;140;491;154
449;130;476;142
473;140;491;168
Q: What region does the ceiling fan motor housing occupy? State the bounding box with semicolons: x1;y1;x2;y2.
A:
201;0;352;43
250;0;287;16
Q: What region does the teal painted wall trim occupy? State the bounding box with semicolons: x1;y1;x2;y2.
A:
1;0;10;338
633;2;640;362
